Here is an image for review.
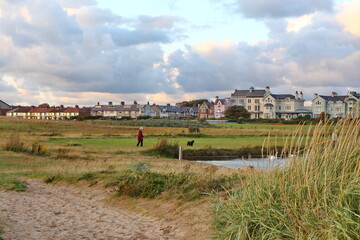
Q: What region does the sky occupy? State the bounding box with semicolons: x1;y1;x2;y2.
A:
0;0;360;106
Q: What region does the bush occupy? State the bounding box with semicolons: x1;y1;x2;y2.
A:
31;142;48;156
2;134;28;153
146;138;180;158
5;180;27;192
114;171;240;200
130;162;150;173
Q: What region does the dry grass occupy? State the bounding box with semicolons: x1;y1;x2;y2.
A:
213;108;360;239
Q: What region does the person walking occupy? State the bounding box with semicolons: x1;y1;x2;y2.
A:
137;127;144;147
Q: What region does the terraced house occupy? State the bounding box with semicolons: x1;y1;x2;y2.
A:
6;105;91;120
91;101;141;119
312;91;360;118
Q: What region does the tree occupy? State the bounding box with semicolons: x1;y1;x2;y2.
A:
224;106;250;119
177;99;209;107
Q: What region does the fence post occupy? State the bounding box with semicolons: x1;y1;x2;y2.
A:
179;146;182;160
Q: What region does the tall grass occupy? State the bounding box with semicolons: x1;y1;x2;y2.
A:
213;110;360;239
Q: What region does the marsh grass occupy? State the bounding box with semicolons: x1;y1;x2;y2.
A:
2;134;28;153
213;109;360;239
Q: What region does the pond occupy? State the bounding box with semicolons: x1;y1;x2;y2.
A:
197;158;290;169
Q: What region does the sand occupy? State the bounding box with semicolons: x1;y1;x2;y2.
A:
0;179;182;240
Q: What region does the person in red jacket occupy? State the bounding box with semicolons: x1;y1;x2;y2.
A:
137;127;144;147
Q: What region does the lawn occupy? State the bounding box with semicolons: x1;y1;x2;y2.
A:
47;135;284;152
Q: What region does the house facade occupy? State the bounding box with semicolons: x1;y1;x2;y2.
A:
263;91;309;120
198;102;215;119
312;91;360;119
6;105;90;120
0;100;11;116
214;97;234;118
91;102;141;119
231;86;270;119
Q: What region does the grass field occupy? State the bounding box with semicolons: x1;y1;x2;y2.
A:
47;135;284;151
0;116;354;239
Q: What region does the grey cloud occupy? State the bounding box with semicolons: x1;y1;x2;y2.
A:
168;13;360;94
233;0;333;19
0;0;83;47
0;0;178;95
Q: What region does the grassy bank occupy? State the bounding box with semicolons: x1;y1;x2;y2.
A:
212;114;360;239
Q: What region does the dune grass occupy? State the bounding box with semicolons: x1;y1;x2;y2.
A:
212;112;360;239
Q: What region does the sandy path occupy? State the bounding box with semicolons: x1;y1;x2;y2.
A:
0;180;180;240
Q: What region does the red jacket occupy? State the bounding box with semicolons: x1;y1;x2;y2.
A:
137;130;143;141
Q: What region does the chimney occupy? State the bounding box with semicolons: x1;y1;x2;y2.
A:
215;96;219;99
108;101;113;106
265;86;270;92
147;101;150;105
295;91;299;99
121;101;125;105
314;93;318;98
152;103;156;106
134;100;137;105
97;102;100;106
332;92;337;97
249;86;254;92
167;103;171;106
300;91;304;100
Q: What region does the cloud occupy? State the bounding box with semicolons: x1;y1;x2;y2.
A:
56;0;96;8
136;15;179;29
337;0;360;36
0;0;178;98
166;12;360;96
232;0;334;19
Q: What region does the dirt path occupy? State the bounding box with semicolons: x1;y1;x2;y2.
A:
0;180;182;240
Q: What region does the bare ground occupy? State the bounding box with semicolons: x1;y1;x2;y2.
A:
0;179;184;240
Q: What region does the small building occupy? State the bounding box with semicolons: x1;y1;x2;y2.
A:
152;105;185;119
198;102;214;119
214;97;234;118
0;100;11;116
312;92;347;119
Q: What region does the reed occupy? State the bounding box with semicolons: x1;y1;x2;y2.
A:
212;108;360;239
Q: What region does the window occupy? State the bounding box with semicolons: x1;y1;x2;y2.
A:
248;99;251;103
255;99;260;104
247;106;251;111
285;105;291;110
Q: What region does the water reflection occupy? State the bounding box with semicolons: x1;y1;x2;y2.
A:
197;158;289;169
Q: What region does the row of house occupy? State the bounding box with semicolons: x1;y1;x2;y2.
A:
197;86;312;120
1;87;359;120
201;87;359;120
5;104;91;120
90;101;199;119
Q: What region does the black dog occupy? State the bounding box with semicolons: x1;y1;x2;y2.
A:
187;140;194;146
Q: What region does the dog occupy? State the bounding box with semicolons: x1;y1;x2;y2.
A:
187;140;194;146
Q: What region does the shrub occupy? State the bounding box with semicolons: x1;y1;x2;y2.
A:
146;138;179;158
2;134;28;153
31;142;48;156
114;171;241;200
5;180;27;192
78;172;96;181
130;162;150;173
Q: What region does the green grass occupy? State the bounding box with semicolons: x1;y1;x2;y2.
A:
47;135;285;151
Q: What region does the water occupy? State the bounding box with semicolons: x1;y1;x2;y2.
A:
197;158;289;169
